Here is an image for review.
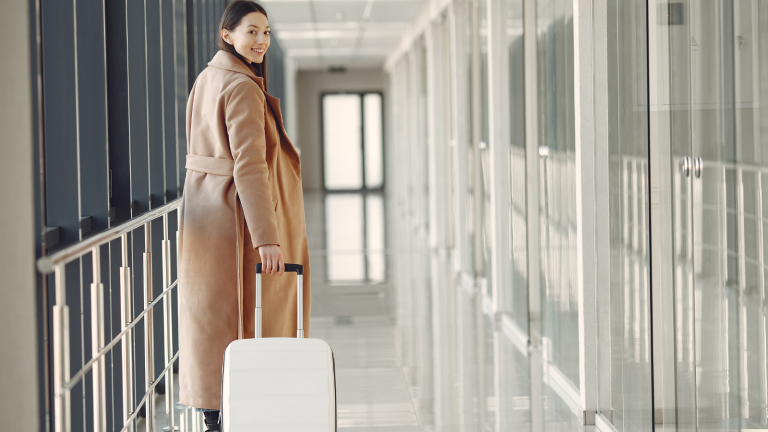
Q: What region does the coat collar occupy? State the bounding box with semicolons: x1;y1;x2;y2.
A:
208;50;266;92
208;50;300;161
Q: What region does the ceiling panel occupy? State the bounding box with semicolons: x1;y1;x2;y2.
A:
261;2;314;22
366;1;424;22
358;35;400;49
312;1;368;22
319;37;359;49
260;0;427;70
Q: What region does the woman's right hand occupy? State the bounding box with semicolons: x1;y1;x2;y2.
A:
258;244;284;276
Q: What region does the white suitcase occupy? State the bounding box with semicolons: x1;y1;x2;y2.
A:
220;263;337;431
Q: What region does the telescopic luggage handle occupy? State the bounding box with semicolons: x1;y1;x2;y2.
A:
255;263;304;339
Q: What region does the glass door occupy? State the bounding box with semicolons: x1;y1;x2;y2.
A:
659;1;768;430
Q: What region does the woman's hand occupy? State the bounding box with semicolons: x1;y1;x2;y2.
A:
258;244;284;276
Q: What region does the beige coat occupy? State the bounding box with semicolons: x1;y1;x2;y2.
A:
178;50;311;409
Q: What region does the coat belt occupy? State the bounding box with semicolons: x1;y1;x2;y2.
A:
185;153;235;176
185;153;246;339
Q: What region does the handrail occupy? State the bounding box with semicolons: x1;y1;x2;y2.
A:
36;198;182;274
43;197;186;432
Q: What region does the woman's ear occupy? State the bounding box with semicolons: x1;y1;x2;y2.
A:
221;29;231;45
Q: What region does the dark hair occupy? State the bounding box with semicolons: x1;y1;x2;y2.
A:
219;1;269;91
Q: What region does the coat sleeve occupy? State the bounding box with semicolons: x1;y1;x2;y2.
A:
225;80;280;249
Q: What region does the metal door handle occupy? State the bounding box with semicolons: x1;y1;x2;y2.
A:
693;157;702;178
682;156;691;177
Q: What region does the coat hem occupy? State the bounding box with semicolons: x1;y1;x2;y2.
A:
179;391;220;411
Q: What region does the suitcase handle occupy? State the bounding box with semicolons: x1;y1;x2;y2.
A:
255;263;303;275
254;263;304;339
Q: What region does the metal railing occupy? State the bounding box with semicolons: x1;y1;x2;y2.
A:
37;198;196;432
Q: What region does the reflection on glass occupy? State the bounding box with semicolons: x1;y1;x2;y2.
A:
366;194;385;282
536;0;580;389
507;0;527;331
473;0;493;295
598;1;654;431
323;94;363;190
326;194;364;281
325;192;387;284
364;94;383;189
658;1;768;430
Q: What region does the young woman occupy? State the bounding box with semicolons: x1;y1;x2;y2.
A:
177;1;311;428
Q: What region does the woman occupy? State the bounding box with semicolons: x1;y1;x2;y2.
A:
177;1;311;428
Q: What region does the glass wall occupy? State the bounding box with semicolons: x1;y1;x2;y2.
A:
535;0;580;389
386;0;768;431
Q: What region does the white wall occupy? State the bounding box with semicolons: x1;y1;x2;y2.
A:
0;0;40;427
296;69;385;191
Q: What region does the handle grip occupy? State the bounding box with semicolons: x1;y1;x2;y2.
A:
254;263;304;339
255;263;303;275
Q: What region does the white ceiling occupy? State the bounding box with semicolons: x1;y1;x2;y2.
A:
260;0;427;70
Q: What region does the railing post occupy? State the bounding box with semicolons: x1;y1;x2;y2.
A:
162;214;178;431
176;210;185;414
91;247;107;431
120;234;135;432
144;223;155;432
53;264;71;432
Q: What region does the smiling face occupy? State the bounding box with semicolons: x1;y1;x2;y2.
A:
221;12;270;64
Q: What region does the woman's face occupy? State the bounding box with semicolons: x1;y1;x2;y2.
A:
222;12;270;64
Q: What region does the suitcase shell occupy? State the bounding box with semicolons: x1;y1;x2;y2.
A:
220;264;337;431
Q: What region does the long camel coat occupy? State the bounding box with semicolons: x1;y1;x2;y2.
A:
178;50;311;410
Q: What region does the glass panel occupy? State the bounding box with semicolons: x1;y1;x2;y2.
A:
535;0;580;389
472;0;493;295
597;1;655;431
325;194;365;282
507;0;528;331
323;94;363;190
364;94;384;189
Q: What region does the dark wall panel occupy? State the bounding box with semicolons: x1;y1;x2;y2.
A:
196;0;206;73
178;0;190;189
146;0;166;209
76;0;110;234
267;35;285;104
163;0;179;201
127;0;150;216
42;0;79;246
106;0;131;223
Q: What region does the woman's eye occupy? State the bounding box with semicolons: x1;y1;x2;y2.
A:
265;31;270;35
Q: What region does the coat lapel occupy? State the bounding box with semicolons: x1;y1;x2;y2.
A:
208;51;300;161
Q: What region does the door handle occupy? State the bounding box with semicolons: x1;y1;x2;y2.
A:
693;157;702;178
682;156;691;177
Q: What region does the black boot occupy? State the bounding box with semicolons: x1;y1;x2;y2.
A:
203;411;220;432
